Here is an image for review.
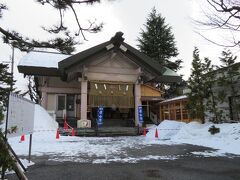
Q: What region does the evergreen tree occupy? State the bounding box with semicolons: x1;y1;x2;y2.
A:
203;59;224;123
0;63;15;178
137;7;182;97
186;48;207;123
218;49;240;121
164;78;187;98
137;7;181;71
0;63;14;112
27;76;41;104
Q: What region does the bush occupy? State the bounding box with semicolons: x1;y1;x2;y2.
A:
208;125;220;135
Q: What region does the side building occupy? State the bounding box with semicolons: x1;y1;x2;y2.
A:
204;63;240;122
159;95;193;123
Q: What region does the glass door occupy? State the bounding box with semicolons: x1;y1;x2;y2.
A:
67;94;75;117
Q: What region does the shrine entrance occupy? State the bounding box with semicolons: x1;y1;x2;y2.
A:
89;82;135;127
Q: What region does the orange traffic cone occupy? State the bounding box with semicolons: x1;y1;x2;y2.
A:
143;128;146;136
71;128;75;136
20;135;25;141
155;128;158;138
56;129;60;139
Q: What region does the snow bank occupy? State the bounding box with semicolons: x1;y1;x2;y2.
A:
146;120;186;140
146;120;240;155
33;104;58;131
172;122;240;155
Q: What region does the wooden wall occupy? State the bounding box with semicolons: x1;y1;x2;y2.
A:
141;85;162;97
160;98;192;123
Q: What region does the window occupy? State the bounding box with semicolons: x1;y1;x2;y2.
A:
67;95;75;111
57;95;66;110
176;108;181;120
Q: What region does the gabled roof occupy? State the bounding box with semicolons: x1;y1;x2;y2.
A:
58;32;181;83
58;41;110;70
18;32;181;83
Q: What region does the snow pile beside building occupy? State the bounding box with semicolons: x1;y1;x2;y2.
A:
146;120;186;140
146;120;240;155
33;104;58;131
171;121;240;155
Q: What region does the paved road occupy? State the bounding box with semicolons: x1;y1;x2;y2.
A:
7;144;240;180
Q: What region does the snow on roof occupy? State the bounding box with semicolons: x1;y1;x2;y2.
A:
163;67;179;76
160;95;188;104
18;51;70;68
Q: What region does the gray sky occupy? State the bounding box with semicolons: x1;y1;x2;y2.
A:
0;0;239;91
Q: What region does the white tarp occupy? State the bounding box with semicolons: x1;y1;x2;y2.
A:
7;93;35;138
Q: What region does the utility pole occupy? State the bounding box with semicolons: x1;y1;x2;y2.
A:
11;45;14;90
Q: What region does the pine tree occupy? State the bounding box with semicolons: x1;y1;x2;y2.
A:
186;48;207;123
27;76;41;104
137;7;180;69
164;78;187;98
218;49;240;121
0;63;15;178
137;7;182;96
0;63;14;112
203;58;224;123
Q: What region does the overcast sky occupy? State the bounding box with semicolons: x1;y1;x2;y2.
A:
0;0;239;91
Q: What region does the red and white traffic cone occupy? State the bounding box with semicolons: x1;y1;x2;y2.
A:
71;128;75;136
56;129;60;139
155;128;158;138
143;128;147;137
64;116;68;132
20;135;25;142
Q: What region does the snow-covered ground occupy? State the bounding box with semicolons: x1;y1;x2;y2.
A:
147;120;240;156
6;105;240;165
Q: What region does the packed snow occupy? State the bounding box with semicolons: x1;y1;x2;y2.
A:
146;120;185;140
18;51;70;68
33;104;58;132
159;95;187;103
172;121;240;155
6;105;240;165
147;120;240;155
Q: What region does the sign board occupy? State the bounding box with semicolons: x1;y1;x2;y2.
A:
7;93;35;138
97;106;104;127
138;106;144;124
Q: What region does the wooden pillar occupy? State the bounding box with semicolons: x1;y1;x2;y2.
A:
81;80;88;120
134;83;142;126
174;102;176;120
180;100;183;122
41;91;47;109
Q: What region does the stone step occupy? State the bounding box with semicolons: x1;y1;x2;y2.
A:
60;127;143;137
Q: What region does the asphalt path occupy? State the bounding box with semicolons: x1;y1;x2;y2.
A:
6;144;240;180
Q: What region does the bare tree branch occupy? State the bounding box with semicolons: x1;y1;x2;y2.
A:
0;0;105;53
0;26;77;54
195;0;240;48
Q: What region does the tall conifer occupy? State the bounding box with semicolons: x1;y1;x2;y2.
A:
186;48;206;123
0;63;15;177
137;7;181;71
